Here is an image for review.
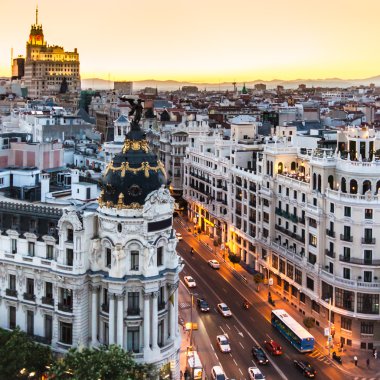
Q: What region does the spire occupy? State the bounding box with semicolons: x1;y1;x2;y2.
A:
36;4;38;25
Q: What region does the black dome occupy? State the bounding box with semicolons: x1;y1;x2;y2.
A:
99;129;167;209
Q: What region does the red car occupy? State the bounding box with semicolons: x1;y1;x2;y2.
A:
264;339;283;355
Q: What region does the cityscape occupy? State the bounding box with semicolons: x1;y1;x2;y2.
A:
0;1;380;380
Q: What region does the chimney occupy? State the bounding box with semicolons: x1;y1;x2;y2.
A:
41;173;50;202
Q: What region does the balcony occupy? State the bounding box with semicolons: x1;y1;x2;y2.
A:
298;217;305;225
58;303;73;313
6;288;17;297
23;292;36;302
101;303;109;313
127;308;140;316
42;296;54;306
326;229;335;238
339;255;380;266
325;249;336;258
362;237;376;245
340;234;353;242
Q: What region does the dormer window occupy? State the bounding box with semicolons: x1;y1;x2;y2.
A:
67;228;73;242
131;251;139;271
106;248;111;268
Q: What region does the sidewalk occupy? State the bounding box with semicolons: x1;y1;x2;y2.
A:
176;215;380;379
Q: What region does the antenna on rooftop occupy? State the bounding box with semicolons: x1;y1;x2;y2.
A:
36;4;39;25
232;81;237;93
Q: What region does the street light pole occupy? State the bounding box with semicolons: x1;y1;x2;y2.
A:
326;297;332;357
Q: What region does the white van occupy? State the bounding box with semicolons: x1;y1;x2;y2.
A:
186;350;203;379
211;366;227;380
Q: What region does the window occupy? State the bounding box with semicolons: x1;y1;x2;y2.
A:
313;198;317;206
9;274;16;290
311;301;320;313
131;251;139;271
321;281;333;301
343;226;351;238
66;249;73;266
293;190;297;200
364;271;372;283
272;255;278;270
59;322;72;345
302;193;306;203
278;185;282;194
357;293;379;314
28;242;35;257
287;263;294;279
127;327;140;352
309;233;317;247
361;322;374;335
306;277;314;291
330;203;334;213
341;317;352;331
343;247;351;261
106;248;111;268
344;206;351;217
45;315;53;342
279;259;285;274
295;268;302;285
27;310;34;336
67;228;73;242
11;239;17;254
127;292;139;314
286;188;289;197
61;289;73;308
335;288;354;311
364;250;372;265
365;209;373;219
343;268;350;279
157;247;163;266
26;278;34;295
300;292;306;304
9;306;16;329
158;286;165;310
157;320;164;347
46;245;54;260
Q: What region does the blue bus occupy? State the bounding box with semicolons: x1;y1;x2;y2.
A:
271;309;315;353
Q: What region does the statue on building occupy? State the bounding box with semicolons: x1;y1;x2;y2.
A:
119;96;144;130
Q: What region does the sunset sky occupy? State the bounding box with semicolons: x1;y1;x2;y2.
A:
0;0;379;83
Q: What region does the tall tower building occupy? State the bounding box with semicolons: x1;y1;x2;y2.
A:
23;6;81;98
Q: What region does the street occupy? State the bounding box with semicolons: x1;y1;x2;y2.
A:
175;220;346;380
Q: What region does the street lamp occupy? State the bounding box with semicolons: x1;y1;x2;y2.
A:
325;297;332;357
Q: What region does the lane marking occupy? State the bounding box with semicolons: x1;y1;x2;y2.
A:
226;324;231;330
239;342;245;349
233;358;238;366
266;333;273;340
220;326;226;335
238;368;243;375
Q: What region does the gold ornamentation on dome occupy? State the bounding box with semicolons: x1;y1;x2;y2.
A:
128;202;141;209
117;192;125;209
122;139;149;153
104;160;166;178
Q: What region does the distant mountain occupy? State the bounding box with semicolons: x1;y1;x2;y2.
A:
81;75;380;92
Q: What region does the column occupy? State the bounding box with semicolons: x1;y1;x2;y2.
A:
143;292;151;351
108;293;115;345
116;294;124;347
174;287;179;337
168;285;175;340
91;286;98;345
151;291;158;349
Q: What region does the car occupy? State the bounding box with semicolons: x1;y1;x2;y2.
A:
293;360;316;378
248;365;266;380
211;365;227;380
217;303;232;317
251;346;269;365
184;276;196;288
216;334;231;353
196;298;210;312
264;339;283;355
176;232;183;240
208;259;220;269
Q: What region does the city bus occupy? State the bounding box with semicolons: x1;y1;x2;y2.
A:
271;309;315;353
186;348;203;379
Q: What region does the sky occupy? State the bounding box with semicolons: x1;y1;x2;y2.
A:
0;0;379;83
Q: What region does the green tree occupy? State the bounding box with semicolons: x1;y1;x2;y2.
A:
303;317;315;330
0;327;52;380
48;345;157;380
253;273;264;291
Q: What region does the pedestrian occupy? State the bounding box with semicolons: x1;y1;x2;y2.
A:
375;351;378;360
367;358;370;368
340;341;344;352
354;355;358;366
373;348;376;357
180;370;183;380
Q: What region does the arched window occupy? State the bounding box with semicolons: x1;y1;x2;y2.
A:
318;174;322;192
278;162;283;174
291;161;296;171
313;173;317;190
363;180;371;194
350;179;358;194
341;177;347;193
328;175;334;190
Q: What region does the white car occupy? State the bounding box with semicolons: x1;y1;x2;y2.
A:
217;303;232;317
216;334;231;353
211;366;227;380
184;276;196;288
248;365;266;380
208;259;220;269
176;232;183;241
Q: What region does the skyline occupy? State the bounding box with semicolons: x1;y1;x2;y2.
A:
1;0;380;83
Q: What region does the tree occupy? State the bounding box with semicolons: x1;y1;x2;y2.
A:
253;273;264;291
0;327;52;380
228;253;241;264
48;345;157;380
59;77;68;94
303;317;315;330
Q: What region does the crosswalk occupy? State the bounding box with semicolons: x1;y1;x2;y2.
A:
307;348;333;365
352;377;380;380
179;302;191;309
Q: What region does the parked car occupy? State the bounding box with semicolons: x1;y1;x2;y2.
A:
264;339;283;355
217;303;232;317
176;232;183;240
184;276;196;288
196;298;210;312
293;360;316;378
216;334;231;353
211;366;227;380
252;346;269;365
248;365;265;380
208;259;220;269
